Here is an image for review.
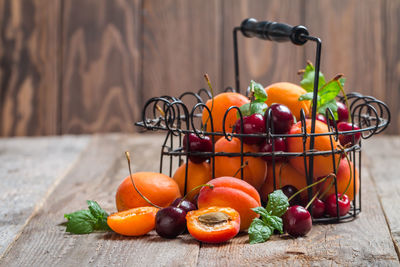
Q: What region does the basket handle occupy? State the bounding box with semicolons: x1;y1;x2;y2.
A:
240;18;309;45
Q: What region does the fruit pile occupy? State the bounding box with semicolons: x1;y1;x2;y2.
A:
64;63;384;244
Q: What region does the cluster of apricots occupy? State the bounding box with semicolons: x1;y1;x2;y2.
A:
107;81;361;242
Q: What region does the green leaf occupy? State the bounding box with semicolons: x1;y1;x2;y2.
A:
319;81;341;105
249;80;268;102
87;200;110;231
252;206;270;217
64;210;96;234
266;190;289;217
298;92;320;102
300;63;326;92
237;102;268;118
264;215;283;234
248;218;273;244
318;99;338;120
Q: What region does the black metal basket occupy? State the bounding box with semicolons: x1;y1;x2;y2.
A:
135;19;391;223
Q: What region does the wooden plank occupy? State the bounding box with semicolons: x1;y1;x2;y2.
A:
0;0;60;136
141;0;222;100
221;0;305;92
61;0;141;134
382;0;400;134
197;148;399;266
0;135;90;257
0;134;200;266
364;136;400;258
304;0;390;128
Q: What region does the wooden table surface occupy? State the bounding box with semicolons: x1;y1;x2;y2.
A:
0;134;399;266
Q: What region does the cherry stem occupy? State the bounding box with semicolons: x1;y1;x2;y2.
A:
177;183;214;208
125;152;161;209
287;173;336;203
155;104;165;117
305;190;320;210
233;161;248;177
203;74;214;132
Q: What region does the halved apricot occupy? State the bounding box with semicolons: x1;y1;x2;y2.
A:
186;206;240;243
107;207;159;236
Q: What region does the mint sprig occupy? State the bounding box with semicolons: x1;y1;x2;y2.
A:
248;190;289;244
238;80;268;118
64;200;111;234
298;62;346;120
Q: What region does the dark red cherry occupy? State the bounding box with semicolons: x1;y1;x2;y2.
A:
311;198;325;218
337;122;361;146
316;114;328;124
336;102;349;123
282;205;312;237
171;198;197;213
265;104;294;134
183;133;212;163
259;137;287;161
234;113;266;145
325;193;350;217
155;206;187;238
281;185;302;206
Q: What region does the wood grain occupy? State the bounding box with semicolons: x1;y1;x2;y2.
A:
364;136;400;258
0;135;90;257
0;0;60;136
0;134;200;267
221;0;306;92
141;0;222;99
61;0;141;134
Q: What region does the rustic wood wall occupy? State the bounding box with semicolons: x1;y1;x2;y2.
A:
0;0;399;136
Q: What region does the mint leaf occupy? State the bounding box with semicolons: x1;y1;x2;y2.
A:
298;92;320;102
266;190;289;217
249;80;268;102
237;102;268;118
64;210;96;234
87;200;110;231
264;215;283;234
300;63;326;92
318;99;338;120
248;218;273;244
252;206;270;217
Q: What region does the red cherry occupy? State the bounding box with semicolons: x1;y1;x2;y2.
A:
183;133;212;163
337;122;361;146
336;102;349;122
325;193;350;217
155;206;187;238
283;205;312;237
311;198;325;218
259;137;286;161
315;114;328;124
171;198;197;213
265;104;294;134
281;185;302;206
234;113;266;145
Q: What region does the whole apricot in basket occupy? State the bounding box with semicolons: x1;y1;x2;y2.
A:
197;176;261;231
201;92;249;138
287;119;341;178
265;82;311;120
213;137;267;190
173;161;212;201
116;172;181;211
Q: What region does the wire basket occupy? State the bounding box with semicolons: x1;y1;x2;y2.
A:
135;18;391;223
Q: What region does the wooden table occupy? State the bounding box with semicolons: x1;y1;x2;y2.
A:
0;134;399;266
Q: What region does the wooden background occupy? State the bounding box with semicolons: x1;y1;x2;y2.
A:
0;0;399;136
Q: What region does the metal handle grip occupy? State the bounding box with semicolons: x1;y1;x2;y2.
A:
240;18;309;45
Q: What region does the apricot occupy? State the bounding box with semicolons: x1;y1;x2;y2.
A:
116;172;181;211
173;161;212;201
265;82;311;120
287;119;341;178
319;159;359;202
260;162;308;203
201;92;249;138
107;207;159;236
186;206;240;243
214;137;267;190
197;176;261;231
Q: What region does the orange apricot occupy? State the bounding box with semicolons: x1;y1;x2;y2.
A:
260;162;308;203
214;137;267;190
107;207;159;236
116;172;181;212
173;161;212;201
319;159;359;202
265;82;311;120
197;176;261;231
186;206;240;243
201;92;249;138
287;119;341;178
